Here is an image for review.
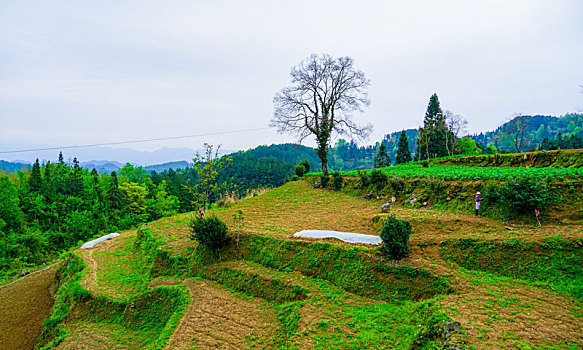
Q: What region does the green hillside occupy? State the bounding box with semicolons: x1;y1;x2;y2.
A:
1;167;579;349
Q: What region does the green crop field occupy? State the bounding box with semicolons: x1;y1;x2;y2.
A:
324;163;583;180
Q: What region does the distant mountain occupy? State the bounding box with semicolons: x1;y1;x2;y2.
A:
0;145;233;165
80;160;124;173
0;160;30;173
145;161;192;173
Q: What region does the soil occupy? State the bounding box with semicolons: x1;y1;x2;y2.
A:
0;264;58;350
409;246;583;349
162;278;279;349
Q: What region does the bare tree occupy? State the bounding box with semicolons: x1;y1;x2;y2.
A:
271;54;372;176
443;110;468;155
504;114;530;153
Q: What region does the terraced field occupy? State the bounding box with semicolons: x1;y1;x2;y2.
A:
2;179;582;349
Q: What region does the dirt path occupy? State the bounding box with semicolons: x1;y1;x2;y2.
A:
162;278;278;349
0;264;58;350
77;230;137;297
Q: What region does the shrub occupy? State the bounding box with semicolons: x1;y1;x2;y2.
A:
370;169;388;190
320;175;330;188
295;164;306;177
291;175;300;181
332;172;343;190
189;215;229;250
423;177;446;196
388;177;405;193
498;176;554;215
358;170;371;188
380;216;411;259
299;159;311;173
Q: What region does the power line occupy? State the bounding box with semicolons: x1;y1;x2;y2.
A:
0;127;270;154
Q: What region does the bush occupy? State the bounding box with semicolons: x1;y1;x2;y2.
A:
291;175;300;181
295;164;306;177
189;215;229;250
388;177;405;193
332;172;343;190
498;176;554;215
299;159;311;173
320;175;330;188
370;169;388;190
358;170;371;188
380;216;411;259
423;177;446;196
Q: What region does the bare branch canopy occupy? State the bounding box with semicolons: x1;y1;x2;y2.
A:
270;54;372;175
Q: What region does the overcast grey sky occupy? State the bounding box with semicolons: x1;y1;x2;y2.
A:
1;0;582;158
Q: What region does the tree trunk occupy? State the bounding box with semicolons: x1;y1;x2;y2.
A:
320;156;328;176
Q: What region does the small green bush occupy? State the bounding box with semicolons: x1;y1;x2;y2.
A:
332;172;343;190
299;159;311;173
423;177;446;196
370;169;388;190
380;216;411;259
189;215;229;250
388;177;405;193
498;176;554;215
358;170;371;188
291;175;300;181
320;175;330;188
295;164;306;177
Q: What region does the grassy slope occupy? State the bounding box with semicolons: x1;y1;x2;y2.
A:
37;178;583;349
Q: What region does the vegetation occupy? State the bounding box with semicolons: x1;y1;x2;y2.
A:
271;53;372;175
189;143;233;212
395;130;413;164
189;215;229;250
380;215;412;259
374;142;391;168
339;162;583;180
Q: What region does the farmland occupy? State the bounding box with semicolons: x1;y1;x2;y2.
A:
1;155;582;349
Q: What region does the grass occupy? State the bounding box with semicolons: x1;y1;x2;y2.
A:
30;176;583;349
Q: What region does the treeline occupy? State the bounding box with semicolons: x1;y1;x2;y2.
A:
0;150;296;281
472;113;583;153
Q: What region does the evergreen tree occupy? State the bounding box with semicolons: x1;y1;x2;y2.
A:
107;171;123;210
374;142;390;168
58;152;64;165
395;131;412;164
29;158;42;192
416;93;449;160
68;157;84;196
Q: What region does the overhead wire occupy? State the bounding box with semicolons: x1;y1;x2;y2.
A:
0;127;270;154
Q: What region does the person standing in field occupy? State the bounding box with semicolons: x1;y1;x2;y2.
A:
475;191;482;216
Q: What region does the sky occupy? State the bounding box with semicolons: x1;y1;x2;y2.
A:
1;0;582;162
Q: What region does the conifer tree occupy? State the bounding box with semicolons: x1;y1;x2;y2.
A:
107;171;123;210
395;131;412;164
58;152;64;165
68;157;84;196
374;142;390;168
416;93;449;160
29;158;42;192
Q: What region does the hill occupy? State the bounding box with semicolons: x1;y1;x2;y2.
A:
471;113;583;152
0;159;30;173
3;168;580;349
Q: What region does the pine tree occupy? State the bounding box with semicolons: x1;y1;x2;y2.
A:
29;158;42;192
107;171;123;210
395;131;412;164
58;152;64;165
374;142;390;168
416;93;449;160
68;157;84;196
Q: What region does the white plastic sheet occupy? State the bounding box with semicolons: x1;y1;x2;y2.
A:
293;230;382;245
80;232;120;249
